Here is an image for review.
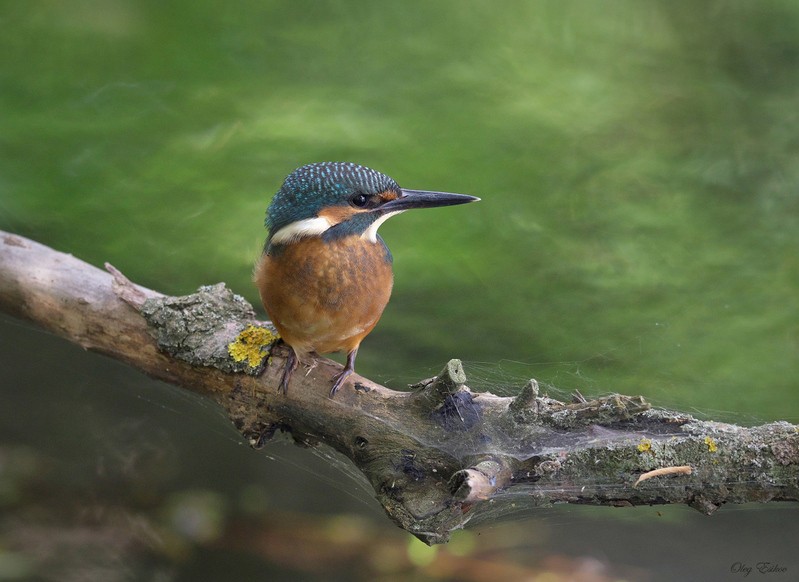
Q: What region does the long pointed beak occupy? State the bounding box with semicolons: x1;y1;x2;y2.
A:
380;189;480;213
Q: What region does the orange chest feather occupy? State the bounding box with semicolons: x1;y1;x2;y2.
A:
254;236;394;353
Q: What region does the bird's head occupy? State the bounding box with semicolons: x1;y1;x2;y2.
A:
265;162;478;249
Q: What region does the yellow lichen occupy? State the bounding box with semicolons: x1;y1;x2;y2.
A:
228;325;278;368
637;438;652;453
704;435;718;453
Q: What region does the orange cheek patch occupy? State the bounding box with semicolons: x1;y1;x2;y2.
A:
379;190;400;202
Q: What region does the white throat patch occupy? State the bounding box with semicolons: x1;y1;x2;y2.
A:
361;210;404;243
270;216;332;245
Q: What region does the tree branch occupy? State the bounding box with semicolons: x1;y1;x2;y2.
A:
1;230;797;544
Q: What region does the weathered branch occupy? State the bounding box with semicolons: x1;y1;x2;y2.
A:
1;230;797;544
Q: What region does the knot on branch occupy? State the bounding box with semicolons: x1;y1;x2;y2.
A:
411;359;467;400
449;457;512;503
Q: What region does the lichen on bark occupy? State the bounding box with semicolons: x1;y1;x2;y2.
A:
140;283;277;375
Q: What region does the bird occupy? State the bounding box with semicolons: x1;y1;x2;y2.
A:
254;161;479;398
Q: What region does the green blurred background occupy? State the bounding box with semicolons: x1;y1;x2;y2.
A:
1;1;798;580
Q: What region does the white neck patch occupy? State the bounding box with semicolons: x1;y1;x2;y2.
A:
361;210;404;243
270;216;332;245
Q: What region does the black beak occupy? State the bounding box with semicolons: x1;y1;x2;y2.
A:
380;189;480;213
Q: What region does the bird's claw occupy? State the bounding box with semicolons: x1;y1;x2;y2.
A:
329;368;353;398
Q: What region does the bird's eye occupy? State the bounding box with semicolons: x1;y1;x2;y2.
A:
350;194;369;208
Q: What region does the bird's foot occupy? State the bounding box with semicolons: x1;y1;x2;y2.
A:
278;347;298;395
329;348;358;399
329;368;353;398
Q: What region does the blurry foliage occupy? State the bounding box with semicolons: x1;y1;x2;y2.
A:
1;2;798;413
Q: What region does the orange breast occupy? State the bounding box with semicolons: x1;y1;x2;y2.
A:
254;236;393;355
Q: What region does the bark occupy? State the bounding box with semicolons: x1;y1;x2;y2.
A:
1;230;797;545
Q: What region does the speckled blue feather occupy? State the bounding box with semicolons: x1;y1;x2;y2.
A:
265;162;399;242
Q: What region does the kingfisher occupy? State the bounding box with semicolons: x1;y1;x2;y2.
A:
254;162;478;397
